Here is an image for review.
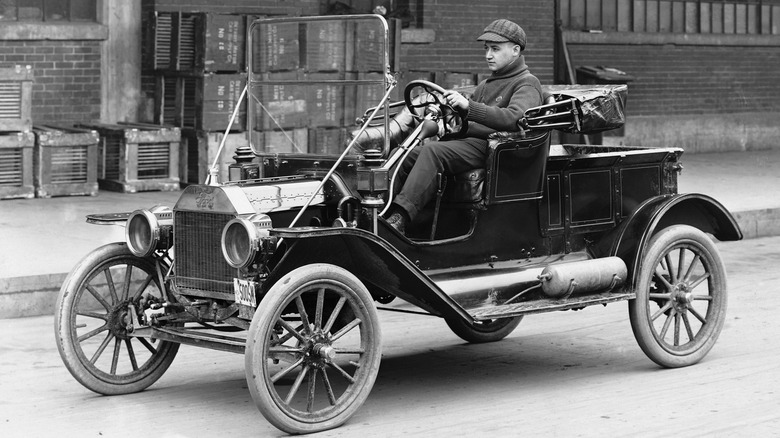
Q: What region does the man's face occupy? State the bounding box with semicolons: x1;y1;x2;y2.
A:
484;41;520;72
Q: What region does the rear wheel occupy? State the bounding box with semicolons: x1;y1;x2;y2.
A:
54;243;179;394
445;316;523;343
629;225;727;368
245;264;382;434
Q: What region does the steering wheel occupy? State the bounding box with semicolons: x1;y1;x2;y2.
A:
404;80;468;138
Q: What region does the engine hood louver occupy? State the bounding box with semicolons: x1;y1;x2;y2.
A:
175;180;325;214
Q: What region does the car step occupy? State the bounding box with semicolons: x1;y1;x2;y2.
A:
468;291;635;320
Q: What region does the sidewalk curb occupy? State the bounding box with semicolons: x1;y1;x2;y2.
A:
2;207;779;319
731;208;780;240
1;274;67;319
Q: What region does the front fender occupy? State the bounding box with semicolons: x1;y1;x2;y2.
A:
603;193;742;287
262;227;472;322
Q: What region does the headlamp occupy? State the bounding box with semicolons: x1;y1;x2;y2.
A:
125;205;173;257
221;214;273;269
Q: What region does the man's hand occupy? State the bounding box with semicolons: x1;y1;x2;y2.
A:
443;90;469;113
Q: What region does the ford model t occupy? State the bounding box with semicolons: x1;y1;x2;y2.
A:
54;15;742;434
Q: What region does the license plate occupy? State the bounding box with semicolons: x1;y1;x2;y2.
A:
234;278;257;307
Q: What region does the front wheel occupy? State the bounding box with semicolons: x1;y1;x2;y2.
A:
445;316;523;343
54;243;179;394
629;225;727;368
245;264;382;434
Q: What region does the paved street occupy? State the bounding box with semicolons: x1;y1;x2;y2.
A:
2;236;779;437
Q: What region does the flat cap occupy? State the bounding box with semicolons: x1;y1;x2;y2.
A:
477;19;526;50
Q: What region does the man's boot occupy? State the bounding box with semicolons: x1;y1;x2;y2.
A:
386;210;407;235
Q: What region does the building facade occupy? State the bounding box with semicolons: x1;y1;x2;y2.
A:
559;0;780;151
0;0;776;151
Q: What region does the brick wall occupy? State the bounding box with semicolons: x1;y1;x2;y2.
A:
567;43;780;116
400;0;555;85
141;0;319;15
0;41;101;125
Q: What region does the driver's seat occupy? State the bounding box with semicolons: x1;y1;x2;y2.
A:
439;129;551;207
438;93;556;207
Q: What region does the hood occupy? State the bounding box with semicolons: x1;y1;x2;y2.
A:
175;179;326;215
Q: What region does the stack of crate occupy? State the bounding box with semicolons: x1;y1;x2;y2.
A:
141;14;403;182
76;122;180;193
142;11;250;185
253;18;401;156
0;65;34;200
254;20;348;155
33;125;99;198
437;71;477;90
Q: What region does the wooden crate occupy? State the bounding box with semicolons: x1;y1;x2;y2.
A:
194;13;247;73
143;11;247;73
436;71;477;90
307;73;346;128
308;127;345;155
304;20;349;73
77;122;181;193
253;128;309;155
254;72;348;131
0;65;33;132
254;71;308;130
253;20;301;73
0;131;35;200
347;72;389;126
180;128;250;185
252;17;400;75
142;10;173;71
33;125;99;198
154;72;247;132
352;18;401;73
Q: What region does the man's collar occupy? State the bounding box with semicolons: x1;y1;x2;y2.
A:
491;55;527;79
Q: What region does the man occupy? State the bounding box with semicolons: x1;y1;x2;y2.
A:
386;19;544;235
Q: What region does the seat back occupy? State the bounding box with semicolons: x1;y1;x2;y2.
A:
484;130;551;205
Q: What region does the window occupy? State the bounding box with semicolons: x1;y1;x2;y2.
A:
559;0;780;35
0;0;96;22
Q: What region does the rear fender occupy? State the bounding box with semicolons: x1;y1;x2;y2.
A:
605;193;742;288
263;227;472;322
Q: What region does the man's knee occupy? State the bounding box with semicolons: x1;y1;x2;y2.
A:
417;142;446;165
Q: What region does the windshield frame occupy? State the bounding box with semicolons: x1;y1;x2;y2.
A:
246;14;393;157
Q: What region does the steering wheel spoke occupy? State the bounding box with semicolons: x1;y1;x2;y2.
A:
404;80;468;138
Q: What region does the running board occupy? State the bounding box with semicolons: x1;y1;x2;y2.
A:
133;326;246;354
468;291;635;321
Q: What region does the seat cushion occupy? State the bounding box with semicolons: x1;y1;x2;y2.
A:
442;168;485;204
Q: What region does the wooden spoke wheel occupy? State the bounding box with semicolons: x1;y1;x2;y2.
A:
629;225;728;368
445;316;523;343
54;243;179;394
245;264;382;434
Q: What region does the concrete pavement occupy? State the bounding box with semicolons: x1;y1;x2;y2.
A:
2;148;780;318
4;236;780;436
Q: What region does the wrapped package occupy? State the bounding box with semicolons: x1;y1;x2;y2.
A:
525;84;627;134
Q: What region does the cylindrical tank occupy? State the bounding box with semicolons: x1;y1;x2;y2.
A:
538;257;628;298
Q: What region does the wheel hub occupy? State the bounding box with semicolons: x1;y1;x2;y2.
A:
671;283;693;311
313;344;336;361
107;301;132;340
303;331;336;367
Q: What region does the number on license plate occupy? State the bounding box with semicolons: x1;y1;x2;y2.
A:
234;278;257;307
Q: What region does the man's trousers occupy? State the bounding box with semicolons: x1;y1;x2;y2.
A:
392;137;488;221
